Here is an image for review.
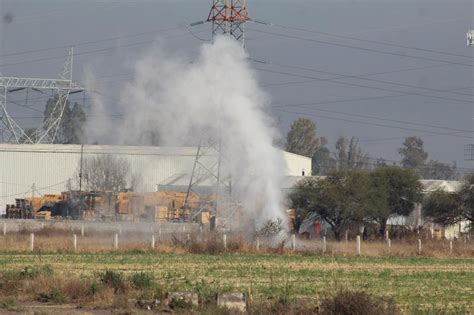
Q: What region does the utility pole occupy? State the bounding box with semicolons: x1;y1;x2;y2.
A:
31;183;35;216
465;30;474;160
78;144;84;219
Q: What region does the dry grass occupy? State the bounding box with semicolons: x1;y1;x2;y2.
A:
0;227;473;257
0;248;472;313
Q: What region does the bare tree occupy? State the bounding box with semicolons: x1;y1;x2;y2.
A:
76;155;137;192
335;136;369;171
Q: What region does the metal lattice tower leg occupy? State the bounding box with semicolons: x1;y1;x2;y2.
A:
0;47;83;144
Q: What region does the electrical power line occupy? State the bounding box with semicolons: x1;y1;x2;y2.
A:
281;107;472;134
276;107;474;140
256;67;472;105
269;23;474;60
270;84;474;109
0;26;183;59
248;27;474;67
253;58;474;98
0;28;207;69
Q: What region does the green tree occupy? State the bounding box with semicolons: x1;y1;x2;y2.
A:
421;160;458;180
286;117;326;157
19;128;38;143
370;167;423;237
43;95;86;144
69;102;87;144
458;174;474;224
398;136;428;169
335;136;369;171
312;146;336;175
424;175;474;225
290;170;383;240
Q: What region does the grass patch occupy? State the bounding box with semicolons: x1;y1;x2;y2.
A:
131;271;154;289
0;252;470;311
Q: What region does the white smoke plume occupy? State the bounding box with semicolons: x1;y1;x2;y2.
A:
89;36;287;226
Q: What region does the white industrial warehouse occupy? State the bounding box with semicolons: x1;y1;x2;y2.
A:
0;144;312;212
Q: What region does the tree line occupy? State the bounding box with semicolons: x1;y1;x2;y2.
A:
290;168;473;240
285;117;458;180
286;117;473;240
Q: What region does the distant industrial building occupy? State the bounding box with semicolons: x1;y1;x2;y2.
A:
0;144;312;212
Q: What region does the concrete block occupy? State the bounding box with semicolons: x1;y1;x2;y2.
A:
217;293;246;312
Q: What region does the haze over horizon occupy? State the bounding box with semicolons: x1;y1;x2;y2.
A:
1;0;473;168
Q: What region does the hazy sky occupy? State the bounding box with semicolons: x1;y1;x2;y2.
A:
1;0;473;168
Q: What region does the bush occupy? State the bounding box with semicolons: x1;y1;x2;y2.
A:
87;280;100;297
0;297;17;309
131;272;154;289
99;270;126;293
169;297;193;309
19;265;54;279
62;279;94;301
37;287;66;304
320;290;399;315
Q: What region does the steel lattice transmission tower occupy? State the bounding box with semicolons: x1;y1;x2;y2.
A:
207;0;250;45
0;48;84;144
183;1;250;225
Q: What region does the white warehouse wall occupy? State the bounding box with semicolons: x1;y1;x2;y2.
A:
0;144;311;211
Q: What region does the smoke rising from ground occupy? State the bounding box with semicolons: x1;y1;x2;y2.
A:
88;36;286;226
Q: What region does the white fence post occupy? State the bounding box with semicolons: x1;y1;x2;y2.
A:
388;238;391;253
418;239;422;255
30;233;35;251
114;233;119;250
81;224;84;237
223;234;227;250
356;235;361;256
151;235;155;249
73;234;77;252
291;234;296;251
449;241;453;254
322;236;327;253
256;237;260;251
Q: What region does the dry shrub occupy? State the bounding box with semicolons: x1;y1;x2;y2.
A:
320;290;399;315
248;299;319;315
62;278;93;301
186;232;248;254
112;294;131;309
188;234;224;254
100;270;127;294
